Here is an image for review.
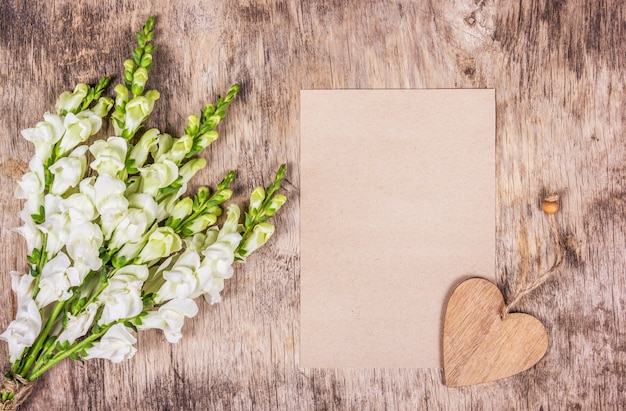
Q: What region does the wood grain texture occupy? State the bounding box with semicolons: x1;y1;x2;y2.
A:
443;278;549;388
0;0;624;409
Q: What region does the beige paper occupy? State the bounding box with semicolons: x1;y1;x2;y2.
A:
300;89;495;368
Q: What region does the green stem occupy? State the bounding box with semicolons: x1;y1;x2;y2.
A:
17;301;66;377
27;324;112;381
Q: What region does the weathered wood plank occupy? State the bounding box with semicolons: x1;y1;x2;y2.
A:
0;0;624;409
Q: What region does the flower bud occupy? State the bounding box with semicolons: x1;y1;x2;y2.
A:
195;130;218;150
183;214;217;235
249;186;265;213
239;223;275;257
131;67;149;96
114;84;130;107
265;194;287;216
139;159;179;197
186;115;200;136
171;198;193;221
151;133;173;162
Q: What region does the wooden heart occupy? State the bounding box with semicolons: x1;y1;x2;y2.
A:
443;278;549;387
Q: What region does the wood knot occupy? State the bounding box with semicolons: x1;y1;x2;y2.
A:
464;12;477;27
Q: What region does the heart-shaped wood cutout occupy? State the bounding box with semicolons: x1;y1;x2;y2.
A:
443;278;549;387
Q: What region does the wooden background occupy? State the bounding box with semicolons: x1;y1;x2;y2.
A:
0;0;624;409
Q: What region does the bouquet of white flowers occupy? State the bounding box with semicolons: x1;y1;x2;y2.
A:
0;16;286;410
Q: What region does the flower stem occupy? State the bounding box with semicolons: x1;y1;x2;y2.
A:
26;324;112;381
17;300;66;377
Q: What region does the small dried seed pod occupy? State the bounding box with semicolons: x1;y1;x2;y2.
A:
542;194;559;214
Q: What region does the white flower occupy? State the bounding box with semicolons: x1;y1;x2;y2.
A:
139;159;179;197
59;192;98;221
155;251;201;302
14;209;43;253
129;128;159;168
84;323;137;363
94;175;129;239
20;113;65;161
123;94;158;136
109;208;152;249
137;298;198;343
165;134;193;163
15;156;45;200
48;146;88;195
58;111;102;155
238;223;275;257
38;213;71;256
56;302;98;344
98;265;148;325
66;221;103;274
89;136;128;177
136;227;182;264
55;83;88;114
0;272;42;363
178;158;206;184
35;252;73;308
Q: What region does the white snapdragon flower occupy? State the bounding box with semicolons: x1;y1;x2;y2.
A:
58;111;102;155
137;298;198;343
35;252;73;308
89;136;128;177
178;157;206;185
163;134;193;163
129;128;159;168
56;302;99;344
39;213;71;256
98;265;148;325
201;206;243;304
55;83;89;114
154;250;202;302
15;156;45;215
238;223;275;257
108;193;158;249
122;93;158;136
48;145;88;195
93;175;130;239
136;227;182;264
0;272;42;363
20;113;65;161
14;209;43;253
84;323;137;363
66;221;103;277
59;192;98;222
138;159;179;197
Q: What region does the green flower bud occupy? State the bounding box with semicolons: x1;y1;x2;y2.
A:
123;59;136;74
140;53;152;68
124;95;156;137
265;194;287;216
195;131;218;150
171;198;193;221
186;115;200;136
131;67;149;96
240;223;275;256
249;187;265;213
183;214;217;235
114;84;130;107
